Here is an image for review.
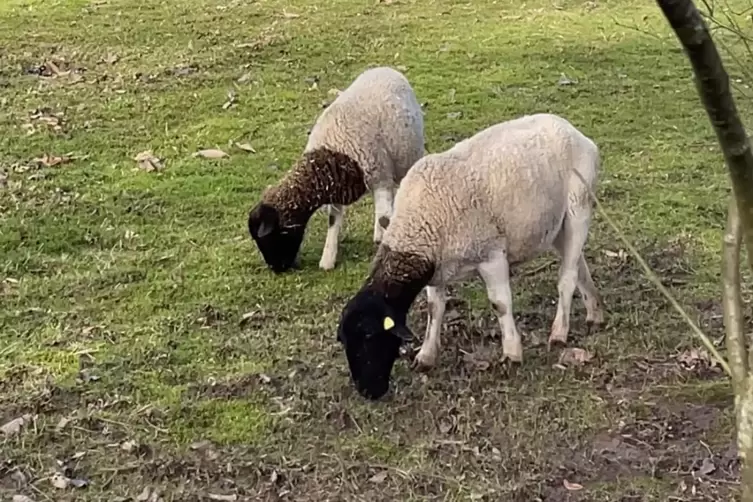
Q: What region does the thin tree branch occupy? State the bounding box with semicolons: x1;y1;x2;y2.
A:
723;195;747;387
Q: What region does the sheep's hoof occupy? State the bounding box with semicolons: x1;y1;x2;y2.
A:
319;259;336;271
502;338;523;363
411;352;436;372
585;318;603;337
547;333;568;350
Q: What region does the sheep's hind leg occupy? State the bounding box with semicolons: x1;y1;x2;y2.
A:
413;286;446;371
478;249;523;363
319;204;345;270
373;186;394;244
549;210;598;346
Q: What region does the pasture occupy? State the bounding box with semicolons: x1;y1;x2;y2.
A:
0;0;745;499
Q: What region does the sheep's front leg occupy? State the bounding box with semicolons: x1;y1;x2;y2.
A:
478;250;523;363
372;186;394;244
319;204;345;270
413;286;446;371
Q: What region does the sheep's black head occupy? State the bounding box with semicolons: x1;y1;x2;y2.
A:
337;289;413;400
248;202;305;274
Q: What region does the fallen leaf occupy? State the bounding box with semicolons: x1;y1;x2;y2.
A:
282;10;300;18
239;311;257;326
699;457;716;476
193;149;229;159
557;73;577;86
368;471;388;484
12;495;35;502
328;88;342;96
446;111;462;119
222;89;237;110
69;478;89;488
136;487;152;501
208;494;238;502
10;469;27;487
237;72;253;83
603;249;628;260
259;373;272;384
101;53;119;64
134;151;163;172
1;414;32;436
121;439;137;452
234;142;256;153
50;473;70;489
32;154;72;168
189;439;213;451
557;347;594;366
563;479;584;491
461;348;492;372
28;108;64;132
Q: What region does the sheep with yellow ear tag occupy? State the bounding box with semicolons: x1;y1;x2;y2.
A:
338;113;604;401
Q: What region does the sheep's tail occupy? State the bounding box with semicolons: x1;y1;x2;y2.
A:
568;139;601;212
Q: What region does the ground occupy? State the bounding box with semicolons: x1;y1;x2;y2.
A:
0;0;748;500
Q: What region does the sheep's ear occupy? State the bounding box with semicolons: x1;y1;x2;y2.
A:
384;316;413;343
257;219;275;238
254;204;279;238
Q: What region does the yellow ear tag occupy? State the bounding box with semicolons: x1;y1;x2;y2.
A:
383;316;395;330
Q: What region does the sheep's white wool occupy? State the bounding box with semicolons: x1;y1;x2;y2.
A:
381;113;604;367
308;66;425;270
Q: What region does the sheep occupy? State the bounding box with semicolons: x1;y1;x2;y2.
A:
247;66;425;274
336;113;605;400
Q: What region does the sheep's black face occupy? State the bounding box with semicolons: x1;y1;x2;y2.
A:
248;203;304;274
337;290;413;400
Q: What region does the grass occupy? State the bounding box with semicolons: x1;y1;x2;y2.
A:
0;0;748;500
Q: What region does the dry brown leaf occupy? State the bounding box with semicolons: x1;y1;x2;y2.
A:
50;473;70;489
69;478;89;488
55;416;71;432
136;487;152;501
1;414;33;435
677;348;717;369
563;479;583;491
29;109;64;132
134;151;163;172
603;249;628;260
193;149;229;159
101;53;120;64
234;142;256;153
699;457;716;476
368;471;388;484
32;154;72;168
208;494;238;502
557;347;593;366
222;89;237;110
